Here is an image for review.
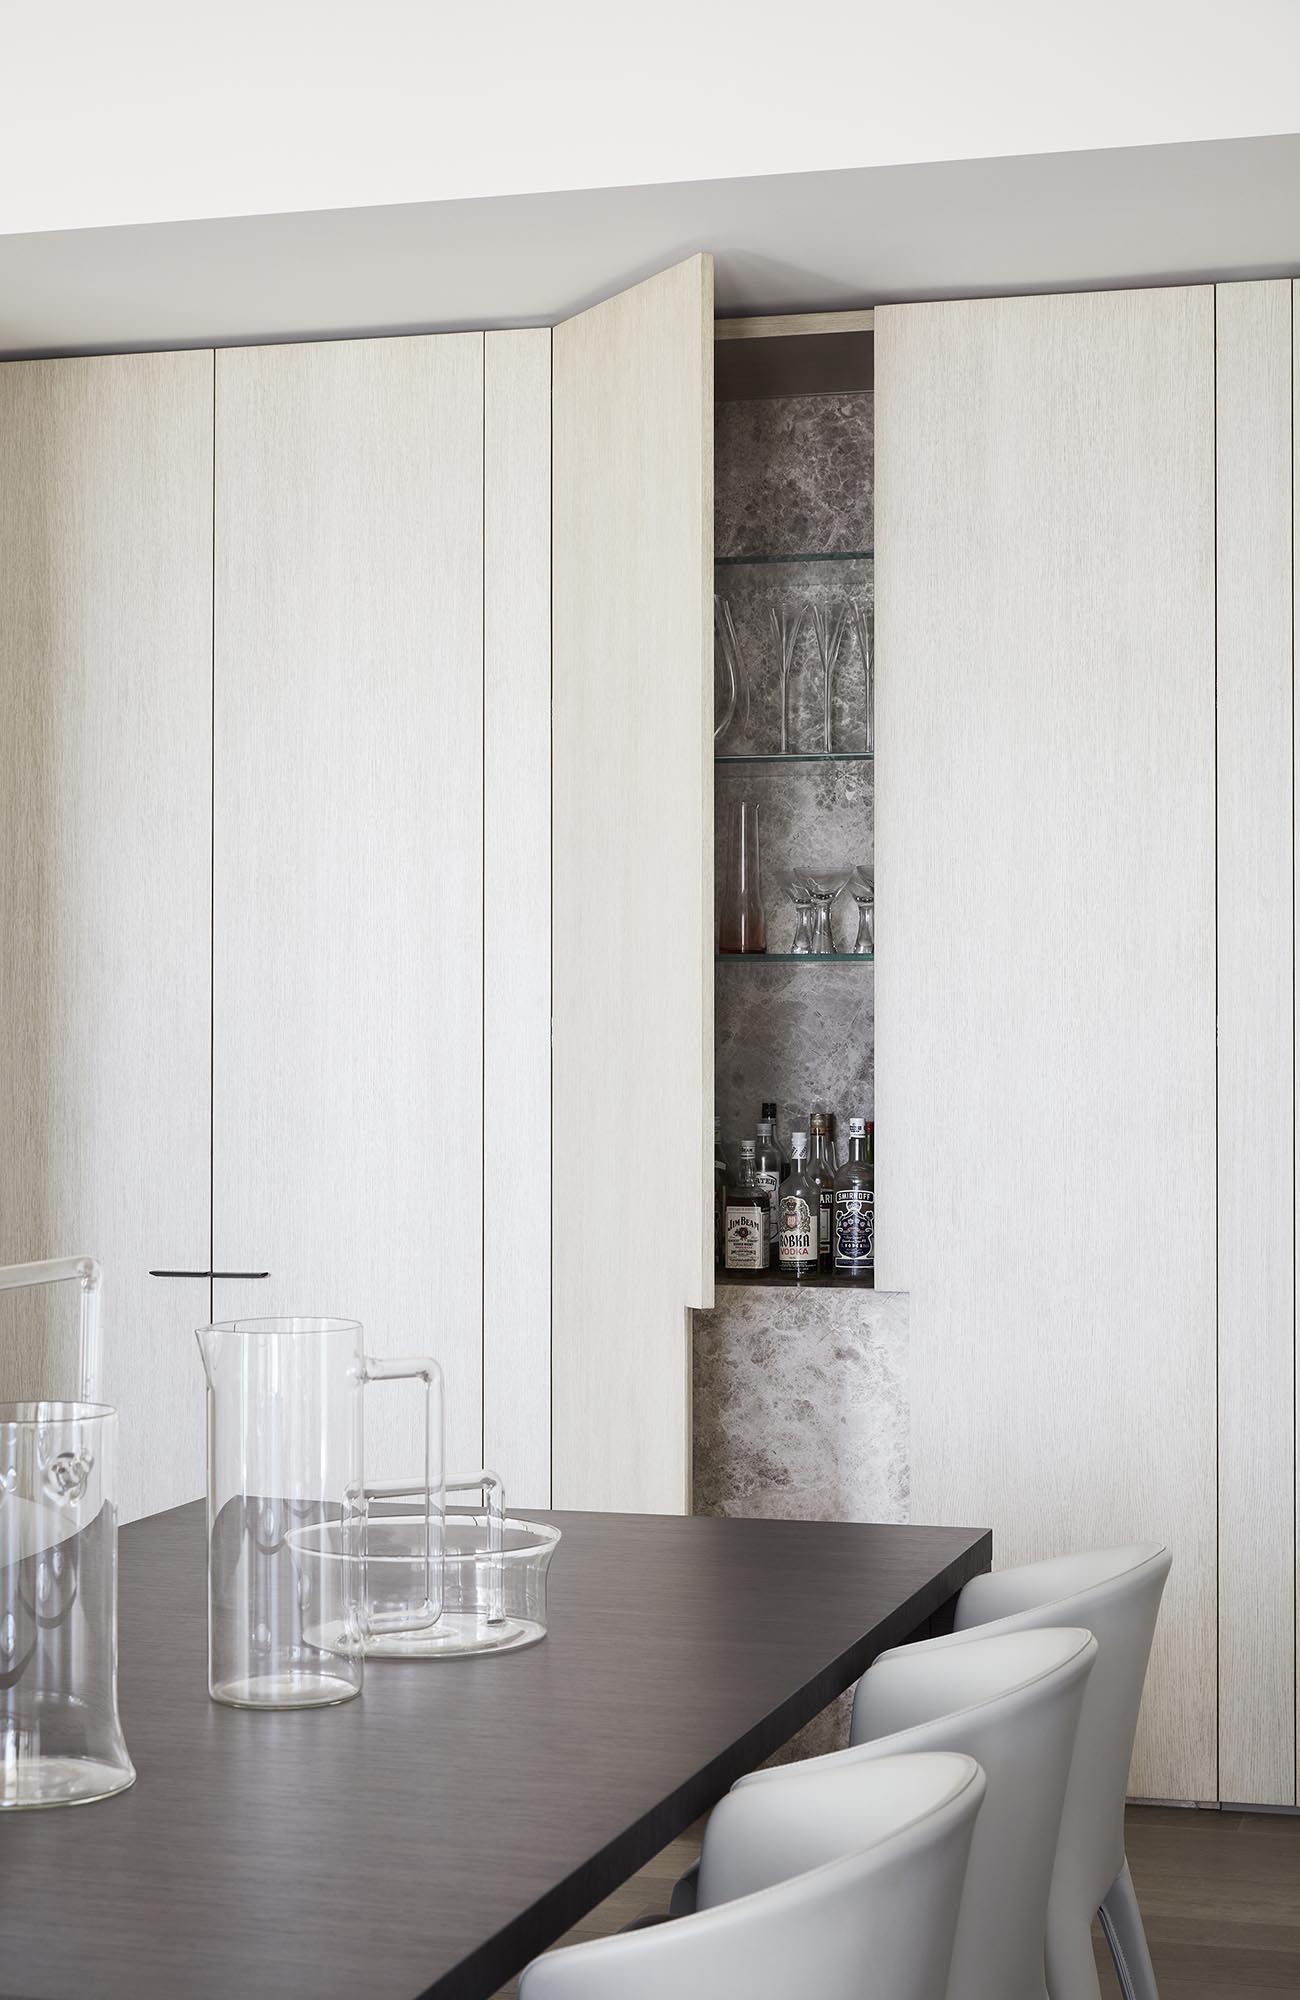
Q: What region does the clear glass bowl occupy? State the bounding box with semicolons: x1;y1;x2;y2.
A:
291;1504;561;1661
363;1511;561;1658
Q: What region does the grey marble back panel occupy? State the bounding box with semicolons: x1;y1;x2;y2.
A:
715;392;874;557
714;384;875;1163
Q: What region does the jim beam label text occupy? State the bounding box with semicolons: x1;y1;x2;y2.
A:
725;1200;769;1270
779;1195;816;1268
833;1187;874;1272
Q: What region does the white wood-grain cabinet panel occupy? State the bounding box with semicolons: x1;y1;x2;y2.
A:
875;287;1218;1802
212;334;485;1482
483;328;552;1505
1215;279;1295;1808
0;350;214;1521
552;255;714;1512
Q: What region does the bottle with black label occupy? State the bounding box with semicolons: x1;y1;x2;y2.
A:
724;1139;771;1272
754;1110;785;1224
832;1116;874;1281
714;1115;728;1269
807;1109;837;1272
778;1132;819;1281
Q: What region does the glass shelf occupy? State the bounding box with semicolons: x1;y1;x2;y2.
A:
715;1268;878;1292
716;952;874;964
716;750;872;764
715;549;873;567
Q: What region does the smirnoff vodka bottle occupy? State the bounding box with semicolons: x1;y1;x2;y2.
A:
832;1116;874;1281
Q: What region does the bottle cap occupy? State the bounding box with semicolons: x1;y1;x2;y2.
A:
756;1120;772;1138
739;1139;756;1156
848;1116;866;1137
810;1108;827;1129
791;1131;808;1155
761;1101;778;1120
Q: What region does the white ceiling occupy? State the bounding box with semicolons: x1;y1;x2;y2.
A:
2;133;1298;360
7;2;1298;238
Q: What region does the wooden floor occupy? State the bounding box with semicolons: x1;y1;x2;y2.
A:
1099;1805;1300;1998
496;1804;1300;1998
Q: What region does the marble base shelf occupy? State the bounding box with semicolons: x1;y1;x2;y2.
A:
693;1285;908;1524
692;1282;908;1758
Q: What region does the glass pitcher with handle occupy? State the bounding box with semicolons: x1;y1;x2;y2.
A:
196;1317;442;1708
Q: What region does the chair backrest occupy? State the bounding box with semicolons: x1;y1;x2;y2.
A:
735;1625;1096;2000
519;1750;985;2000
946;1543;1171;1915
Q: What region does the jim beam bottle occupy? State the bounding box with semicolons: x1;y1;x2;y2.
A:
778;1132;819;1280
807;1109;837;1272
724;1140;771;1272
832;1116;874;1281
754;1109;786;1222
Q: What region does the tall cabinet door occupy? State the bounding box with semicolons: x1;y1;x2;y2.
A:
1215;279;1295;1807
213;335;485;1482
0;351;214;1522
875;289;1218;1801
552;254;714;1512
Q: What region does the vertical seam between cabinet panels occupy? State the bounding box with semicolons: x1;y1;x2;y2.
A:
481;335;487;1473
549;329;555;1508
1288;270;1296;1816
1212;288;1221;1805
209;350;217;1328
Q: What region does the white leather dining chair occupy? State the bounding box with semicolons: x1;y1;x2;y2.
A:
519;1749;985;2000
672;1626;1096;2000
897;1544;1172;2000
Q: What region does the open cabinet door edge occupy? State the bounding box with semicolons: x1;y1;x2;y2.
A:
552;253;714;1512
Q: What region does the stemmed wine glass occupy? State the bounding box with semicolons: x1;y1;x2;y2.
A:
769;598;810;754
804;867;852;956
810;603;853;754
848;866;874;956
714;595;749;746
781;870;816;954
849;599;873;754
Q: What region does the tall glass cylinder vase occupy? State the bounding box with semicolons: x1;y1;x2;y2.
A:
718;798;766;955
0;1401;136;1809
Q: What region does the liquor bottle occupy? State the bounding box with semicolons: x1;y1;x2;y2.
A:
755;1109;786;1223
832;1116;874;1281
807;1109;837;1272
724;1139;771;1272
778;1132;819;1280
714;1116;728;1270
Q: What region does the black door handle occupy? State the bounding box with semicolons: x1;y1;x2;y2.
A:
149;1269;270;1279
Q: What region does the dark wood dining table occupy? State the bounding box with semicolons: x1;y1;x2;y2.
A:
0;1501;990;2000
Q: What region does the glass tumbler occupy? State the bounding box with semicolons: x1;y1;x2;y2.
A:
0;1401;136;1808
196;1318;443;1709
718;798;766;954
